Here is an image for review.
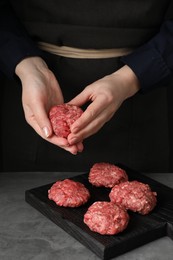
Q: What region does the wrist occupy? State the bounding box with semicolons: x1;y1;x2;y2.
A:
112;65;140;99
15;56;48;80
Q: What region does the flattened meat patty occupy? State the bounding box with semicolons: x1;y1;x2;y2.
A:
48;179;90;207
49;103;83;138
89;162;128;188
109;180;157;215
84;201;129;235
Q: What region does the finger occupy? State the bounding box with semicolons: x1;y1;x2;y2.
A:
26;114;79;155
47;135;82;155
70;94;108;133
68;88;90;107
24;103;53;138
68;105;115;145
76;141;84;152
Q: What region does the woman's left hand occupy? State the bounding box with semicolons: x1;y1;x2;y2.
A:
67;65;140;145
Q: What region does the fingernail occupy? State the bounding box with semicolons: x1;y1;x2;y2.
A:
71;127;79;133
69;138;77;145
42;126;50;138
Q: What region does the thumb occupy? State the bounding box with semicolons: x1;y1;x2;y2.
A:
27;104;53;138
38;111;53;138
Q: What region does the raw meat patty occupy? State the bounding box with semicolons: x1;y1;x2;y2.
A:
84;201;129;235
88;162;128;188
49;103;83;138
48;179;90;207
109;180;157;215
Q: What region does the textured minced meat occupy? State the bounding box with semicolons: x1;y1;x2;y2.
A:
109;180;157;215
88;162;128;188
84;201;129;235
49;104;83;138
48;179;90;207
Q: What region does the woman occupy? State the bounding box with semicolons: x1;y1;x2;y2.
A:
0;0;173;172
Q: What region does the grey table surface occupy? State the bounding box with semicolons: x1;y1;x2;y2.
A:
0;171;173;260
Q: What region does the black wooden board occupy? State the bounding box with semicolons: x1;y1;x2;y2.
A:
25;166;173;259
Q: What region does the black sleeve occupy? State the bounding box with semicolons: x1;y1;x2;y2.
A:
121;20;173;92
121;0;173;92
0;0;43;78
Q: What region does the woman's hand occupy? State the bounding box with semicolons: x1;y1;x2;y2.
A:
68;65;140;145
15;56;83;154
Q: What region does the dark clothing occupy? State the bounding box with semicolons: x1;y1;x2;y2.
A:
0;0;173;91
0;0;173;172
1;58;170;173
122;20;173;91
0;1;42;77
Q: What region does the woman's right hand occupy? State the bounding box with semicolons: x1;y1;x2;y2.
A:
15;56;83;154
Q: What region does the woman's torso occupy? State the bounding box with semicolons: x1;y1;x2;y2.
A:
1;0;172;172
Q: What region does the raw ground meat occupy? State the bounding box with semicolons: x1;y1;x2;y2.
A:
48;179;90;207
84;201;129;235
88;162;128;188
109;180;157;215
49;103;83;138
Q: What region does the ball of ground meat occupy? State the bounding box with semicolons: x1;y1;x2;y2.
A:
84;201;129;235
109;180;157;215
88;162;128;188
49;103;83;138
48;179;90;207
